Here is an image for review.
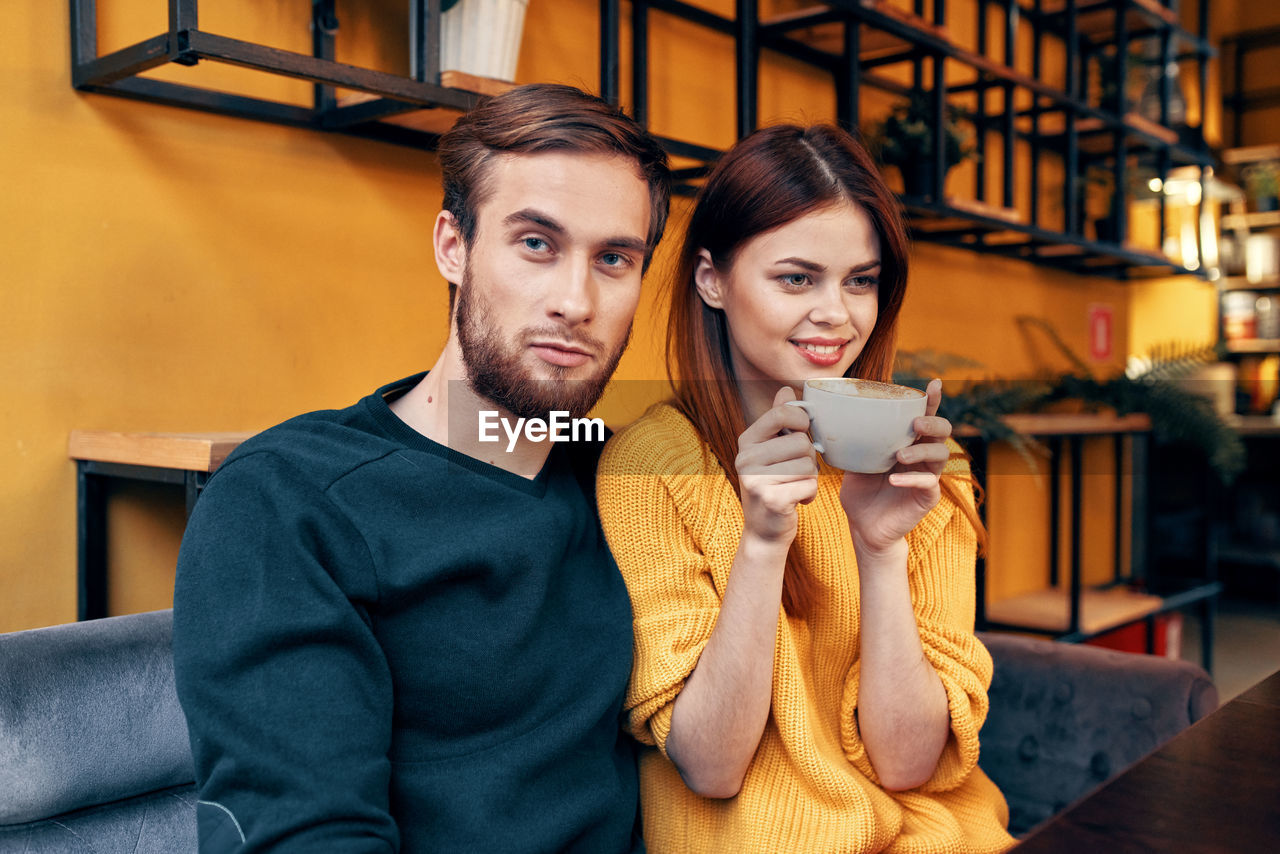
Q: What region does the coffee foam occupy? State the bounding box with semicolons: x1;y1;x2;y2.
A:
808;378;924;400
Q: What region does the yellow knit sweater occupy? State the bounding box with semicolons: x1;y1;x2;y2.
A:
597;403;1015;854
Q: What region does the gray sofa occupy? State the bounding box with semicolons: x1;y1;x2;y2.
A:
976;630;1218;835
0;611;1217;850
0;610;196;852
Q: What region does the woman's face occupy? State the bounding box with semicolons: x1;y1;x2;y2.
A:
695;200;882;421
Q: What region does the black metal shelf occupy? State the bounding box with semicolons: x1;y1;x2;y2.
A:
71;0;489;153
1221;275;1280;292
610;0;1214;279
74;1;1215;278
1224;339;1280;356
965;417;1220;670
1019;111;1210;166
904;196;1202;277
1017;0;1212;53
1221;211;1280;232
1218;24;1280;148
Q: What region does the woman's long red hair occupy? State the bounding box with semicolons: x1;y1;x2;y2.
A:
665;124;984;617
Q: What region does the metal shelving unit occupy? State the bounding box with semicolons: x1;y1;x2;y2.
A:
1221;25;1280;149
72;1;1217;279
1218;146;1280;359
605;0;1216;279
70;0;493;150
961;413;1221;669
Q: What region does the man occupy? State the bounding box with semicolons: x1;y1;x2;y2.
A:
173;83;670;853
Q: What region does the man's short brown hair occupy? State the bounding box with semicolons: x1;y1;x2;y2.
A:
437;83;671;309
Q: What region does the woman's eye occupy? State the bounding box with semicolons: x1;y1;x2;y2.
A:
846;275;879;291
779;273;809;288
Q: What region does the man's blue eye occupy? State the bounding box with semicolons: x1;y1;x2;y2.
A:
602;253;623;266
524;237;547;251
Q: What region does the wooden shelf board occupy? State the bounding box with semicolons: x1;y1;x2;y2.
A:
1222;211;1280;231
1034;0;1179;40
911;217;982;233
762;7;916;59
69;430;255;472
981;229;1035;246
1000;412;1151;436
1222;144;1280;165
1123;112;1179;145
944;196;1023;224
954;412;1152;438
1128;0;1182;26
1223;415;1280;437
337;71;515;133
1035;113;1178;150
1035;243;1087;258
438;70;515;98
1221;275;1280;290
986;587;1164;636
1225;338;1280;354
860;0;950;42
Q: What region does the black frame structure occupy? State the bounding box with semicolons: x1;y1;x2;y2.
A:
73;1;1216;278
1221;25;1280;149
608;0;1217;279
966;428;1220;671
76;459;210;621
70;0;484;150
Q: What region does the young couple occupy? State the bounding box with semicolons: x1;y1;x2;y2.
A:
173;83;1014;853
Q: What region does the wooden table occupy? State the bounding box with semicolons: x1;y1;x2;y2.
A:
68;430;253;621
1012;669;1280;852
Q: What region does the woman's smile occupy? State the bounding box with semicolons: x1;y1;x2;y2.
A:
790;337;850;366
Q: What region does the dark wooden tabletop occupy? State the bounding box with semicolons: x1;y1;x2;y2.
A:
1012;669;1280;853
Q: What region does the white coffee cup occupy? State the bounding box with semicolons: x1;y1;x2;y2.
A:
785;378;927;473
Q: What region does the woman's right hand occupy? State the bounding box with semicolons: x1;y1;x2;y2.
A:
735;386;820;546
668;385;818;797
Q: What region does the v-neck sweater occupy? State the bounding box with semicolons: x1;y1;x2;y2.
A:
174;374;642;853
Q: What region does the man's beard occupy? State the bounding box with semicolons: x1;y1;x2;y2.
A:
454;265;631;420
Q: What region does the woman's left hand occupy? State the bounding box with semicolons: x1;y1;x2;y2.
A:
839;378;951;556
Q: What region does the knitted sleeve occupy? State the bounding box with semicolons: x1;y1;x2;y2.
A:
839;439;994;793
596;411;724;759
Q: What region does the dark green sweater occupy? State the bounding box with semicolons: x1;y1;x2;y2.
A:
173;374;642;853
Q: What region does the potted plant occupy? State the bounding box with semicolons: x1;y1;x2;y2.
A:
894;321;1246;484
869;93;973;200
1242;161;1279;213
1079;163;1161;245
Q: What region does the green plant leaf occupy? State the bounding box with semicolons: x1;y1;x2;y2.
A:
896;328;1246;484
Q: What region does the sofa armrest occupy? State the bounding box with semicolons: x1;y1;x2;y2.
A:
0;609;194;826
976;631;1217;836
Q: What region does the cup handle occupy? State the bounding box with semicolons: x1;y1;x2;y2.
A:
784;400;823;454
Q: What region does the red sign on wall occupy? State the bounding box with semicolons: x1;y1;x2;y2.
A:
1088;304;1113;362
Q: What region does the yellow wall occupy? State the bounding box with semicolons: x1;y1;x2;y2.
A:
3;0;1190;632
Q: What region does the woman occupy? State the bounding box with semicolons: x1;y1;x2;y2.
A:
597;124;1015;854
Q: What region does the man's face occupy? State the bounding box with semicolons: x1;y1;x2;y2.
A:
453;151;651;420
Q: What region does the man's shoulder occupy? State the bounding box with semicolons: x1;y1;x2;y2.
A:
210;391;398;496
